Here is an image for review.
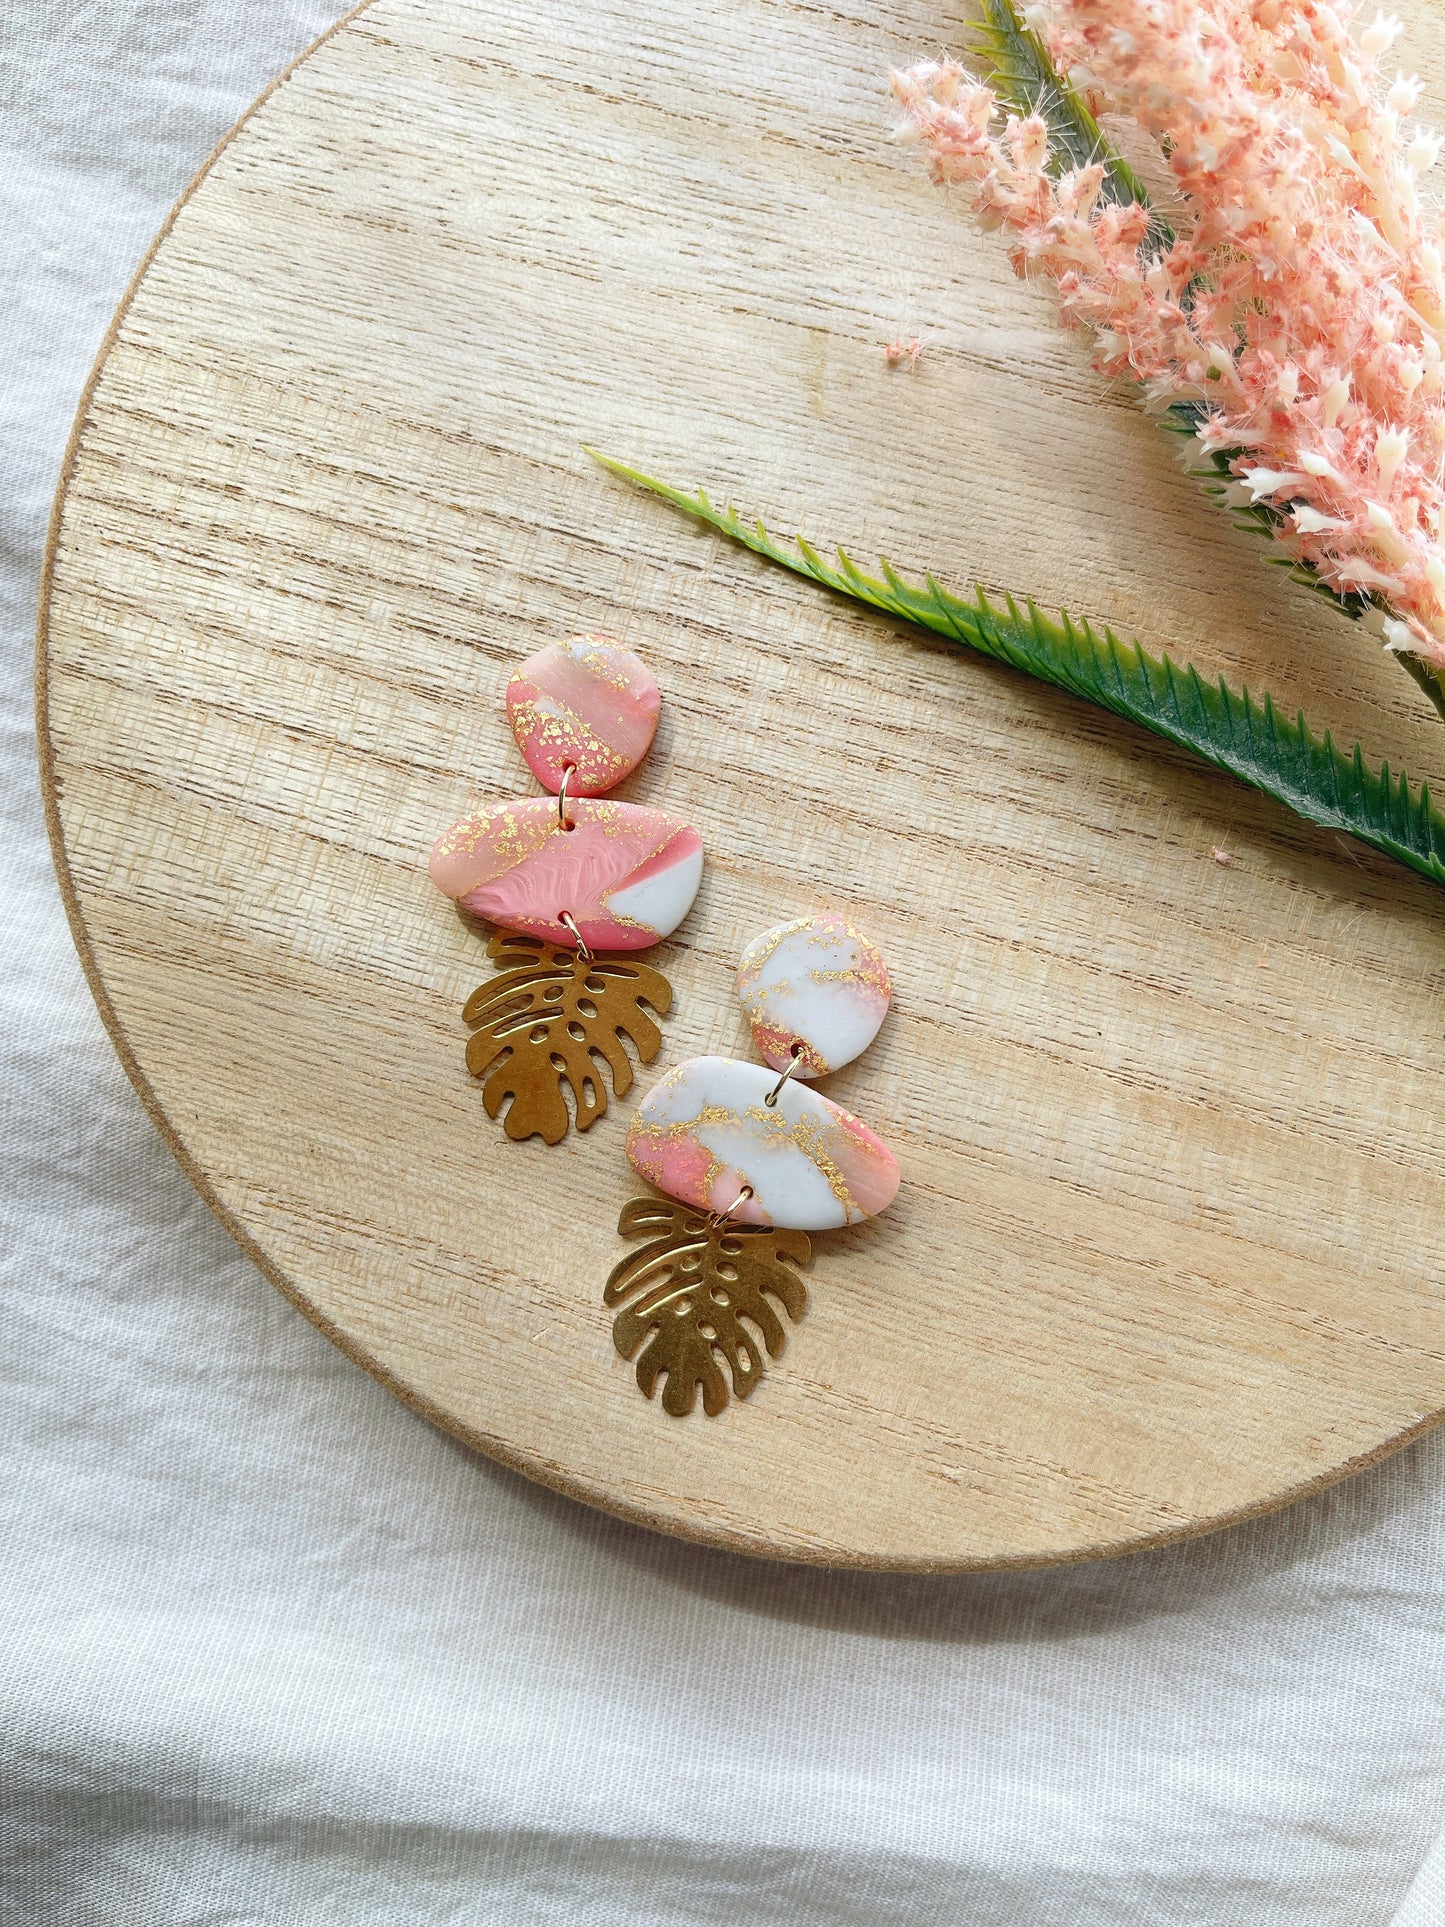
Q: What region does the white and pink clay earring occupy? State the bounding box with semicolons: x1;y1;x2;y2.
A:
605;913;900;1416
428;635;703;1145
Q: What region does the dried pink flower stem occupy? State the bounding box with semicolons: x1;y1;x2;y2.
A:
892;0;1445;684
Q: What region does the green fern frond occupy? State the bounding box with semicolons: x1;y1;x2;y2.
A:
588;448;1445;890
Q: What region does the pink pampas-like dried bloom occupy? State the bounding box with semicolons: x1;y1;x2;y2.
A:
891;2;1445;671
883;335;923;367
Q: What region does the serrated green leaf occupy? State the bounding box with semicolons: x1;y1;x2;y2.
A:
587;447;1445;891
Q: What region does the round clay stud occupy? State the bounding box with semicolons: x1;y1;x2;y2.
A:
506;634;660;795
737;913;892;1077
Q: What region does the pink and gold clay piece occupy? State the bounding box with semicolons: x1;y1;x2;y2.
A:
506;635;660;796
625;1055;901;1232
429;796;703;952
736;913;891;1077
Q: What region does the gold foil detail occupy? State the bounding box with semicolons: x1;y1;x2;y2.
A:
509;694;630;783
626;1099;864;1217
605;1198;811;1416
564;632;634;693
462;933;671;1145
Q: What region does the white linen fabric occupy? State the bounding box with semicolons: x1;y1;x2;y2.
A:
4;5;1445;1920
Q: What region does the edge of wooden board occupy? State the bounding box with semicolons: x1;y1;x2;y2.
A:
32;0;1445;1570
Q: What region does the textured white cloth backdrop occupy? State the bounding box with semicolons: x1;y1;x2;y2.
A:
4;4;1445;1921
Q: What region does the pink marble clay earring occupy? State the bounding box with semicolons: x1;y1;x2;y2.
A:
429;635;703;1146
603;912;900;1417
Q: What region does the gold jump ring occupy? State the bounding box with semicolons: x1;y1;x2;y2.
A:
558;764;576;832
764;1043;805;1108
558;910;592;962
710;1184;755;1228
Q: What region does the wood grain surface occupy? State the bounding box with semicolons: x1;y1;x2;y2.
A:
37;0;1445;1568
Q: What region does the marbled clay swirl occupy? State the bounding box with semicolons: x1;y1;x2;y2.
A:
626;1056;900;1231
429;796;703;951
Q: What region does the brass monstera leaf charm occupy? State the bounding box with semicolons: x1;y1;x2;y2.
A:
462;933;671;1145
605;1197;811;1416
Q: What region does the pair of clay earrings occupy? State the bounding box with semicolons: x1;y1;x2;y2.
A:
429;635;900;1415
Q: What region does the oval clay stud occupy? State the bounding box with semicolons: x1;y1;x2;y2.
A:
430;796;702;952
626;1055;900;1231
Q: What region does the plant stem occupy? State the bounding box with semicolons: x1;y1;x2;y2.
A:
1400;652;1445;725
968;0;1445;732
589;446;1445;894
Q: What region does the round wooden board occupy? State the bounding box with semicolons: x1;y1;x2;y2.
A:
38;0;1445;1569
